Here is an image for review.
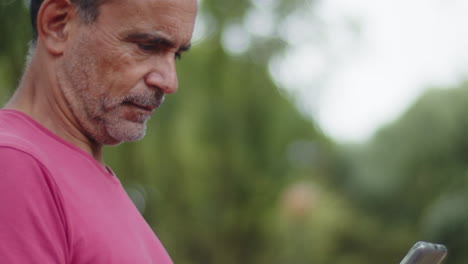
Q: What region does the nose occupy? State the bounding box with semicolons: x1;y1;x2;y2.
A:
144;57;178;94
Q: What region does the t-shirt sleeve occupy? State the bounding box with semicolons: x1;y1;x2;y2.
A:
0;147;69;263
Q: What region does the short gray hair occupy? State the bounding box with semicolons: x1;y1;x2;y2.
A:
29;0;108;46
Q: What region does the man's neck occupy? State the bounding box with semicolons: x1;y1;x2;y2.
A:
4;51;106;167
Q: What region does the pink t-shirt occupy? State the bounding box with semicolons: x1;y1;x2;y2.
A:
0;110;173;263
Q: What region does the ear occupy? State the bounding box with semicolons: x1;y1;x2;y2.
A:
37;0;76;55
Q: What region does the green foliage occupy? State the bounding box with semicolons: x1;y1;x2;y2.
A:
343;84;468;264
0;0;31;100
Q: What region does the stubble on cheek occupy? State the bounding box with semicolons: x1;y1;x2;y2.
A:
59;32;154;145
100;94;158;143
78;90;150;144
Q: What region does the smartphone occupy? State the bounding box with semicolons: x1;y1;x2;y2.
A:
399;241;447;264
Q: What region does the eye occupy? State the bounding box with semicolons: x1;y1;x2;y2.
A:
137;43;157;52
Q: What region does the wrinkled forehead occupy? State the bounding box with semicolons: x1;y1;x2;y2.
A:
97;0;197;42
98;0;198;25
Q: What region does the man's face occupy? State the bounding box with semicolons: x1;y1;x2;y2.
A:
58;0;197;145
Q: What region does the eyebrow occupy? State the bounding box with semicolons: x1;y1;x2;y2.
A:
124;33;192;52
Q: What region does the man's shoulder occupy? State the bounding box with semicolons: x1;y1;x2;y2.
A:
0;147;69;264
0;146;42;169
0;147;50;190
0;110;50;162
0;131;43;161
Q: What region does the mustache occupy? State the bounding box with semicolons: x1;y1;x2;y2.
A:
122;94;165;109
105;91;165;110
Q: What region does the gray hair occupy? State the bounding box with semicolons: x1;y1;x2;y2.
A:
29;0;108;47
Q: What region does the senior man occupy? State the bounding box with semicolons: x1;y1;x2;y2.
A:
0;0;196;262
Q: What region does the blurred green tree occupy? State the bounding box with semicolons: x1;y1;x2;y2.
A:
342;84;468;264
0;0;30;101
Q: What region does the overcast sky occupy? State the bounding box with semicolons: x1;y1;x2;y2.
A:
273;0;468;143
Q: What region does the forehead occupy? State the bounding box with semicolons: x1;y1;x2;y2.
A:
95;0;197;43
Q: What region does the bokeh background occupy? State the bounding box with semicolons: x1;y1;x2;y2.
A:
1;0;468;263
